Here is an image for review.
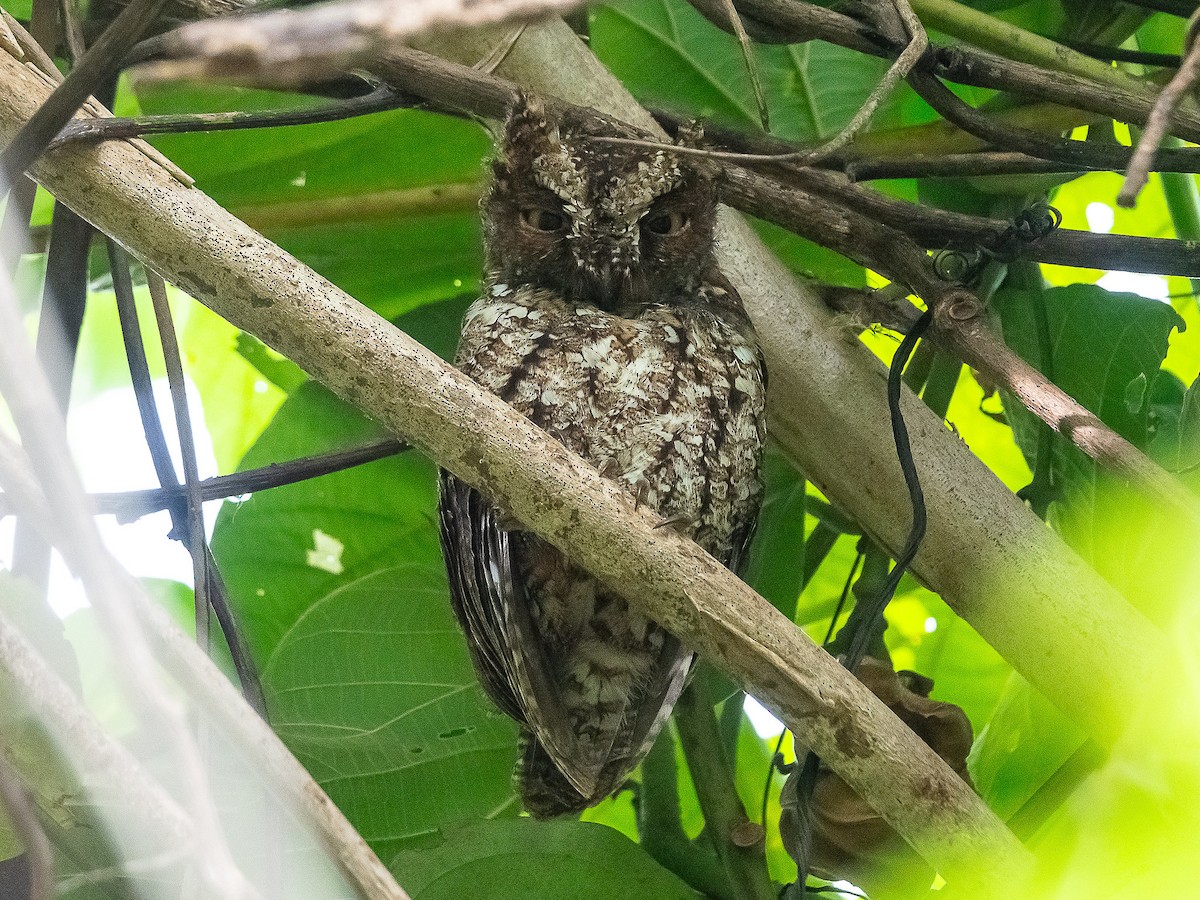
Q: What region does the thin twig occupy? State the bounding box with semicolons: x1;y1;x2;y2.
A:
144;271;208;643
108;239;183;517
785;0;927;166
0;0;170;182
146;270;265;713
146;272;209;644
845;151;1082;180
717;0;770;131
0;737;53;900
1057;37;1180;67
1120;12;1200;207
675;680;775;900
908;69;1181;173
48;81;409;148
0;439;411;522
473;24;527;74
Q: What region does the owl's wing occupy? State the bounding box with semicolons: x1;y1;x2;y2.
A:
613;513;755;772
726;515;759;578
437;472;607;797
611;634;693;779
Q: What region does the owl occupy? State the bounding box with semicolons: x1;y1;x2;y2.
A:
438;96;767;817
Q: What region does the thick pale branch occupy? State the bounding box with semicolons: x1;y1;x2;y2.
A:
412;22;1171;746
0;415;411;900
0;608;200;882
0;38;1027;892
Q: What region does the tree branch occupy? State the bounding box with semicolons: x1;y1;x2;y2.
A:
134;0;587;85
1120;13;1200;207
0;738;53;900
0;29;1032;892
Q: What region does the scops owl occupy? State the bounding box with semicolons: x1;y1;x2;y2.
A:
438;97;767;817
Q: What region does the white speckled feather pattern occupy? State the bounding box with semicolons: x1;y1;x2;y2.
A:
437;96;767;817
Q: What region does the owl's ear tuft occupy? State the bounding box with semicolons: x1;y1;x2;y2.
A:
674;119;706;148
504;93;559;154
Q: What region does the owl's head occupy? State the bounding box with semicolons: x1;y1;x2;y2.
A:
483;96;720;315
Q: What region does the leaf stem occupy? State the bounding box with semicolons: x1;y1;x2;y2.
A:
638;730;732;898
1158;135;1200;298
676;680;776;900
908;0;1152;91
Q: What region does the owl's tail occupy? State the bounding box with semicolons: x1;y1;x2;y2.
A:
515;729;601;819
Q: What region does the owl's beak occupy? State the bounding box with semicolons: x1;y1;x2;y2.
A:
574;255;641;313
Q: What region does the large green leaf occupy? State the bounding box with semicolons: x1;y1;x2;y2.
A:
133;83;490;317
388;819;700;899
968;673;1087;825
994;284;1187;618
209;294;470;661
265;565;520;861
208;379;442;662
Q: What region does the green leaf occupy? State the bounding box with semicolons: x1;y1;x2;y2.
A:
0;0;31;18
968;673;1087;824
132;82;490;317
264;566;520;861
209;379;442;662
388;819;701;899
235;332;307;394
181;296;288;472
742;448;807;618
592;0;914;143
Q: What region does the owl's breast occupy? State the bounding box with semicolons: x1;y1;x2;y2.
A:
458;285;766;561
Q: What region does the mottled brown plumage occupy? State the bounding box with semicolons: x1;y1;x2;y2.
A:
438;97;767;817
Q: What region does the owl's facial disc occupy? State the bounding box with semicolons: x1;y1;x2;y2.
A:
488;106;718;315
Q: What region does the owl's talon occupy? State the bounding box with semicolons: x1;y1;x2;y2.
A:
653;513;696;533
631;477;651;511
598;457;621;479
496;511;523;532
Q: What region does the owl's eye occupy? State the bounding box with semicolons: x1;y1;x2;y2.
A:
520;207;565;232
645;210;689;236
